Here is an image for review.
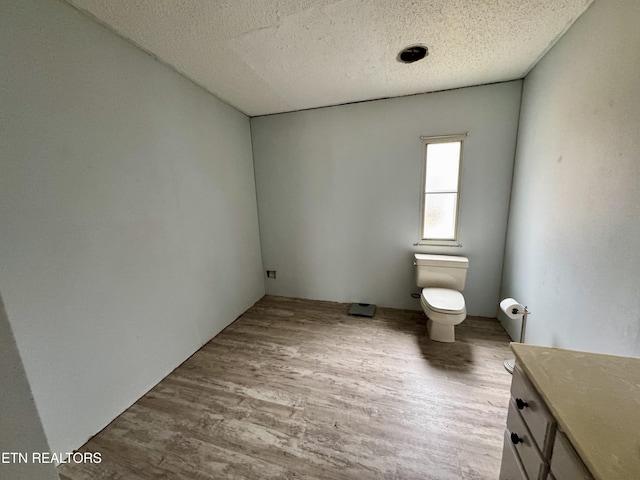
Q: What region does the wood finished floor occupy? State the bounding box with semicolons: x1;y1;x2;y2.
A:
58;296;513;480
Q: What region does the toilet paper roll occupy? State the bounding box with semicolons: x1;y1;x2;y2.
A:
500;298;525;320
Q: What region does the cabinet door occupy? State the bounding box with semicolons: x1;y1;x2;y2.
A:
550;431;593;480
500;430;529;480
511;365;555;456
506;400;546;480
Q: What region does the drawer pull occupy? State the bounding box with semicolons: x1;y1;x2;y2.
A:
510;432;524;445
515;398;529;410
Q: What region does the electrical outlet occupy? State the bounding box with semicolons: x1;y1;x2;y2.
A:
266;270;277;279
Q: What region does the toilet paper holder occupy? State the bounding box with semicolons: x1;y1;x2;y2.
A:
500;297;530;374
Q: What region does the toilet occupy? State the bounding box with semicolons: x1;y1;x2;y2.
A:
414;253;469;342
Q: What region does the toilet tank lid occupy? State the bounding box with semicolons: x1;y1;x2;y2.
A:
414;253;469;268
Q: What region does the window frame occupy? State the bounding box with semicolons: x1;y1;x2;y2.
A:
417;133;467;246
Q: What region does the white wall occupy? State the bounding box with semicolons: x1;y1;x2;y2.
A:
0;293;59;480
501;0;640;356
251;82;522;316
0;0;264;455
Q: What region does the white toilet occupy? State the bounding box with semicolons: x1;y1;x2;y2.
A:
414;253;469;342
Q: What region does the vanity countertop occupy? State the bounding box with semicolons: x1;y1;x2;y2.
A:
511;343;640;480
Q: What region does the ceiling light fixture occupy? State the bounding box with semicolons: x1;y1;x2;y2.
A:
397;44;428;64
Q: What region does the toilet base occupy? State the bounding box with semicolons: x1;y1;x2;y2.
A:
427;319;456;343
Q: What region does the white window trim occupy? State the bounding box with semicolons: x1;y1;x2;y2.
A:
416;133;467;247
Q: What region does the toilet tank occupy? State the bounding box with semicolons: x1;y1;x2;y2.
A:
414;254;469;290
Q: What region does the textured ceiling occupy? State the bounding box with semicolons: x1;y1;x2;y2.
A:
67;0;593;116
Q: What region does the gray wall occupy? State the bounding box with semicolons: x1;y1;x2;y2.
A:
0;293;58;480
251;82;522;316
0;0;264;455
501;0;640;356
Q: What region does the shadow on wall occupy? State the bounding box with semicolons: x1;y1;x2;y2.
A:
0;293;59;480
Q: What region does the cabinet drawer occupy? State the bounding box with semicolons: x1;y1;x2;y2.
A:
500;430;529;480
512;365;555;455
550;431;593;480
507;400;546;480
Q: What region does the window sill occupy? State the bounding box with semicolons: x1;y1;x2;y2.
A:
413;241;462;248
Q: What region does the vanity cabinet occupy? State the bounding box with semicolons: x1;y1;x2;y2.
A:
500;365;591;480
499;344;640;480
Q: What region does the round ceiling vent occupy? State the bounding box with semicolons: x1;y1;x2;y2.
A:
397;45;428;64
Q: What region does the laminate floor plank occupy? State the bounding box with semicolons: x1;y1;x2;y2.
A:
59;295;513;480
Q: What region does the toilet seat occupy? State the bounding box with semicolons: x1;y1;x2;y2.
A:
421;288;465;314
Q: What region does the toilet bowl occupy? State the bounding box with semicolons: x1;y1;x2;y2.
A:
414;254;469;342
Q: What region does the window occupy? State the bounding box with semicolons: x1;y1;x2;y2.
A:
419;134;465;244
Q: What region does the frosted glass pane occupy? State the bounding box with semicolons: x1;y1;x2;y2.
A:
423;193;457;239
425;142;460;192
